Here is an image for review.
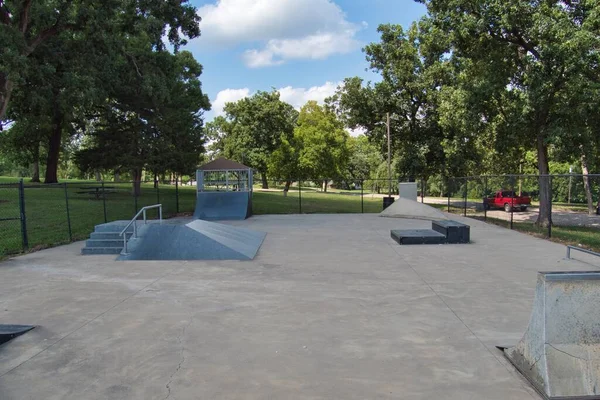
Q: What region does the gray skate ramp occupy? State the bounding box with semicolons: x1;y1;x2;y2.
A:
0;325;34;346
503;271;600;399
193;192;251;221
118;220;265;261
380;197;448;221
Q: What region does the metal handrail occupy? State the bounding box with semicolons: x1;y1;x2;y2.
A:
566;245;600;260
120;204;162;254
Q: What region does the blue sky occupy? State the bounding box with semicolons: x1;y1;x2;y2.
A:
184;0;426;119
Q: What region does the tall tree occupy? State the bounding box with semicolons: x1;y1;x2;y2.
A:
419;0;600;226
221;91;298;189
294;101;350;192
331;21;453;180
0;0;200;129
75;50;210;195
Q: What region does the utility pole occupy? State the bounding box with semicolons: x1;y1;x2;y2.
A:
387;112;391;197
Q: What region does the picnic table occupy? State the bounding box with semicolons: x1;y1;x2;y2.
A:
76;186;117;199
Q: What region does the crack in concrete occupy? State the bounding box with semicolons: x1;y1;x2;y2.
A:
546;343;589;361
164;316;194;400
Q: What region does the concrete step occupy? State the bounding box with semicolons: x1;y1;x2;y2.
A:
90;232;131;240
82;247;123;255
94;223;134;233
85;239;124;248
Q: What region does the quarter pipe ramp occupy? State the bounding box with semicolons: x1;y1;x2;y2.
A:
193;192;252;221
503;272;600;399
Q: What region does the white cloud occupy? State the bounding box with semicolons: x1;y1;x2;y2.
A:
197;0;361;66
211;81;340;116
278;81;339;108
243;31;358;68
212;88;251;116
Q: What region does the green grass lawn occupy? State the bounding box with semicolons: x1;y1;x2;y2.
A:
0;179;386;256
477;217;600;252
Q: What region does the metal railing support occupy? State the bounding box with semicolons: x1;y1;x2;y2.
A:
120;204;162;254
566;245;600;260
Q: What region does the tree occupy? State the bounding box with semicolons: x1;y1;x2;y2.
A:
419;0;600;226
0;0;200;128
346;135;383;181
75;50;210;195
330;21;453;181
294;101;350;192
221;91;298;189
0;116;48;182
267;135;298;195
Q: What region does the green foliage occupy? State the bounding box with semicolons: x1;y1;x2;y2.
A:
294;101;349;180
346;135;383;180
221;90;298;180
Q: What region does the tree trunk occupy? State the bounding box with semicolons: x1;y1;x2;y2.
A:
322;180;328;192
31;161;40;183
283;180;292;197
261;172;268;189
0;73;13;126
114;171;120;182
44;119;62;184
535;134;552;227
153;173;158;189
581;153;595;215
132;168;142;196
95;171;101;181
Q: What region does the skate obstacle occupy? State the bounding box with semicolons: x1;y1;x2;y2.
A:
502;271;600;399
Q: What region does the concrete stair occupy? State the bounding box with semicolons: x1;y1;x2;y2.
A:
81;223;133;255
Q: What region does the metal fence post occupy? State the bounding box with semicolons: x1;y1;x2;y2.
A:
447;178;451;213
102;181;107;223
18;179;28;251
175;177;180;214
463;178;468;217
156;182;160;205
134;182;139;214
64;183;72;242
548;175;553;238
361;179;364;213
133;182;141;215
298;179;302;214
484;176;488;222
510;175;515;230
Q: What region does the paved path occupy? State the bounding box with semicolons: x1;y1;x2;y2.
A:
424;197;600;228
0;214;598;399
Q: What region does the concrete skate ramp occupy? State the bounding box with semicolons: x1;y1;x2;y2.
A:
0;325;34;346
118;220;265;261
193;192;251;221
503;272;600;399
380;198;448;221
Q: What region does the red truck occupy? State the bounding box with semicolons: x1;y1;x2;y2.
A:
483;190;531;212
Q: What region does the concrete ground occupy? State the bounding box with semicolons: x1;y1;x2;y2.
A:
0;214;599;400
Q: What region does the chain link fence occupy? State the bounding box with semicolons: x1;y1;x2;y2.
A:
2;175;599;257
420;175;600;239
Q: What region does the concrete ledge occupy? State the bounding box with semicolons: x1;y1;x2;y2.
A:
432;220;470;244
390;229;447;245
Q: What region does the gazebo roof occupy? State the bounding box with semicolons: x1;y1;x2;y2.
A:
199;158;250;171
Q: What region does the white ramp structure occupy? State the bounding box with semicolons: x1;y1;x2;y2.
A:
503;272;600;399
380;198;448;221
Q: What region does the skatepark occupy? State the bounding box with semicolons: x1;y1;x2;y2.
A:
1;208;600;399
2;162;600;399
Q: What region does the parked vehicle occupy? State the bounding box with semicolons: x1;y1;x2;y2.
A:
483;190;531;212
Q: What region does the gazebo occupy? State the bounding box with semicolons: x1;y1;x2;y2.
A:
193;158;253;220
